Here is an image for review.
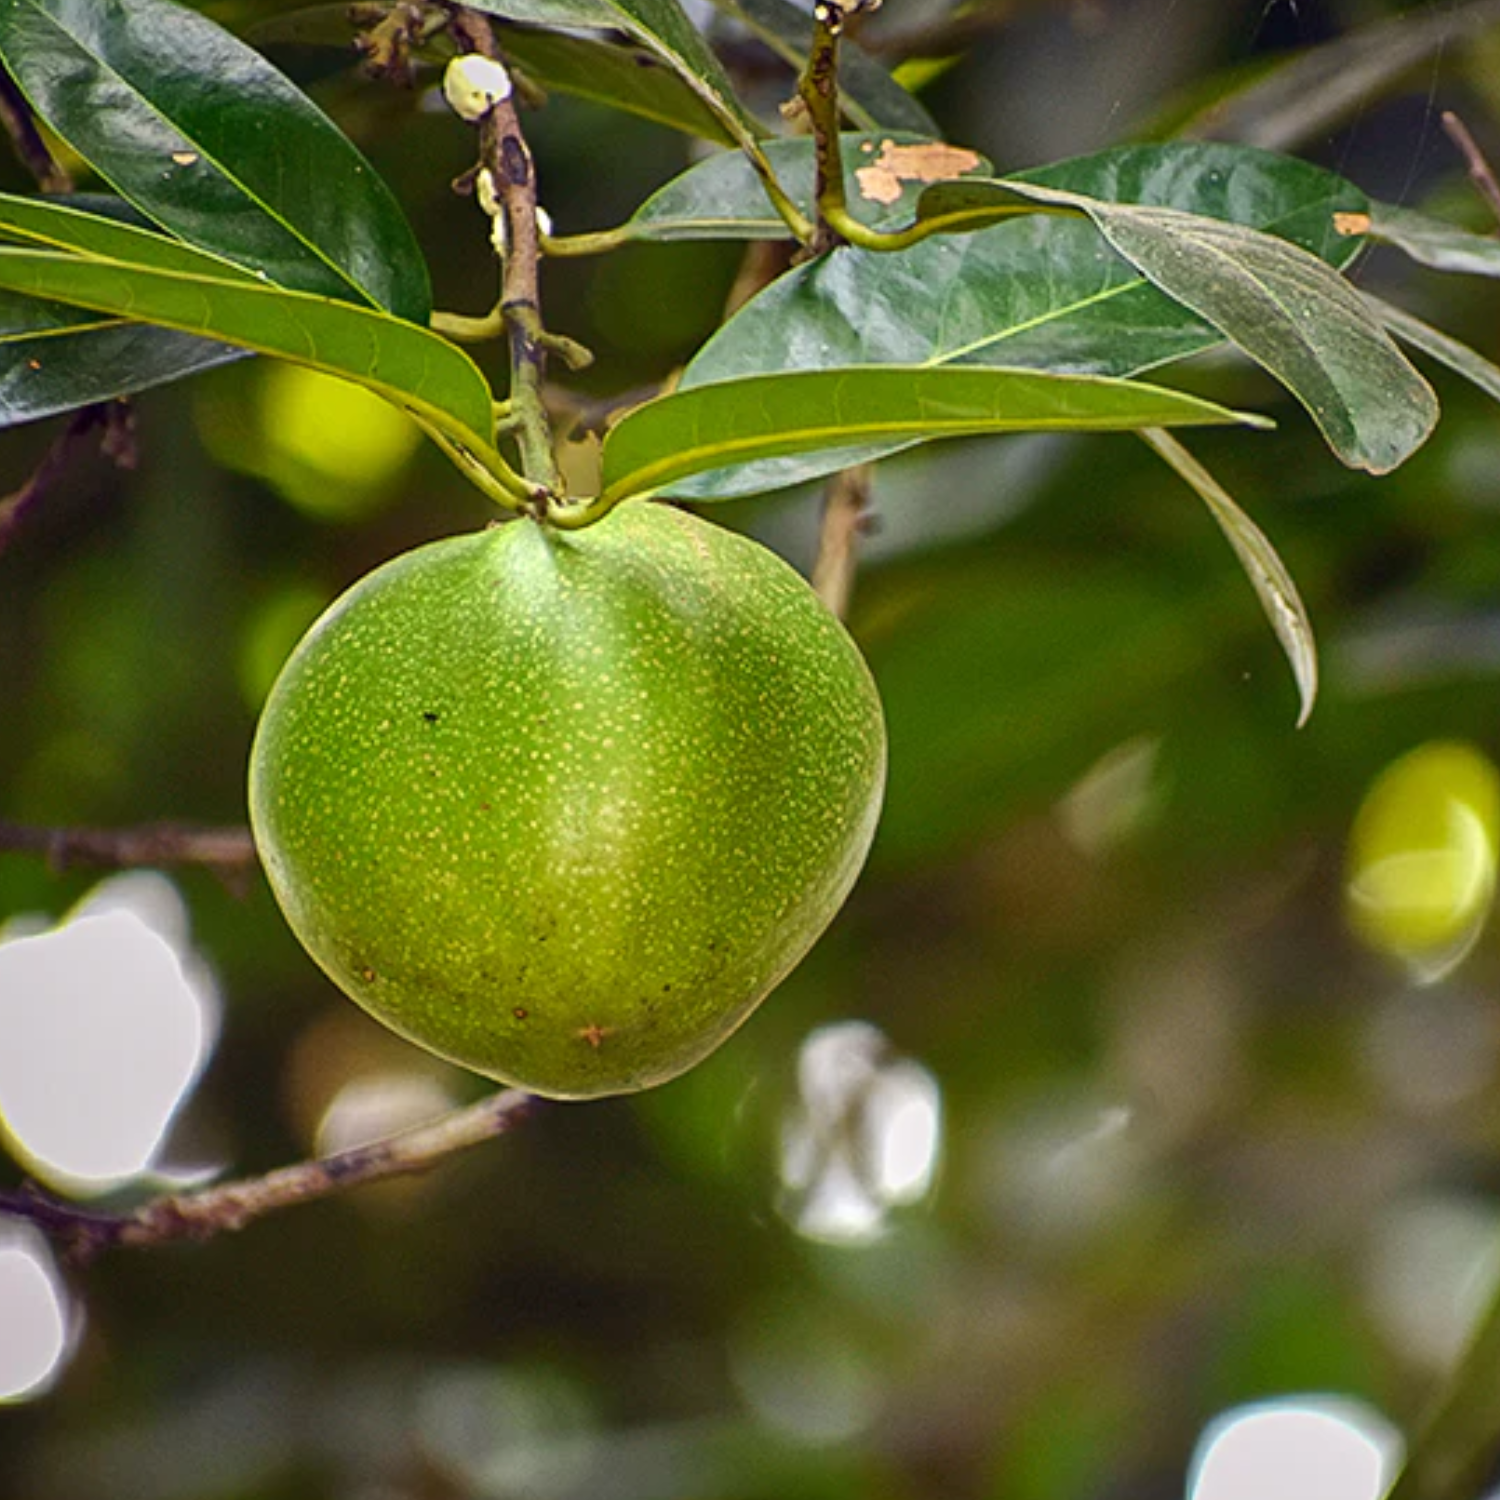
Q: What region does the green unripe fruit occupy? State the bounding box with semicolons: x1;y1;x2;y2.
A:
249;500;886;1099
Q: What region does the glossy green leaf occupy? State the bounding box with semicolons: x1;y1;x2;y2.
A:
0;250;499;459
623;133;989;242
599;365;1269;503
251;5;740;146
1140;428;1317;728
463;0;765;151
998;177;1437;473
0;322;244;426
1373;295;1500;406
0;0;431;320
0;191;263;282
1368;202;1500;279
947;141;1367;260
677;141;1367;496
498;28;737;143
710;0;938;135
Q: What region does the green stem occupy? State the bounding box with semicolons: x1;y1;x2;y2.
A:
431;304;506;342
415;417;533;510
743;143;816;246
798;1;853;255
540;224;637;258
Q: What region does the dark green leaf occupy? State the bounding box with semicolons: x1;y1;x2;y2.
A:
0;191;263;281
253;4;740;146
1140;427;1317;727
599;365;1269;503
624;133;989;242
0;250;498;459
1374;295;1500;406
677;141;1365;495
1368;202;1500;279
1000;177;1436;473
0;0;431;319
0;322;243;426
463;0;765;151
499;28;737;143
710;0;938;136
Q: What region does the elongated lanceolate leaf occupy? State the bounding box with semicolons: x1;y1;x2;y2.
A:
599;365;1269;503
677;141;1368;496
1367;202;1500;279
0;322;244;426
0;0;431;320
1373;294;1500;406
463;0;765;151
0;191;263;282
1140;428;1317;728
998;177;1436;473
497;29;737;144
0;250;498;458
625;134;989;242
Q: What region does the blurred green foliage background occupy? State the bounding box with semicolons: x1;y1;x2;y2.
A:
6;1;1500;1497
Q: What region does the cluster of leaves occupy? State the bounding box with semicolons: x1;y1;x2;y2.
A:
0;0;1499;710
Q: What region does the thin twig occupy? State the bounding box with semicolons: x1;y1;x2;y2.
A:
811;464;874;620
0;819;257;876
0;1089;546;1264
448;8;563;503
0;405;133;559
0;66;71;192
1441;111;1500;231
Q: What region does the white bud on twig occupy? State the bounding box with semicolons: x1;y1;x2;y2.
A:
443;54;513;122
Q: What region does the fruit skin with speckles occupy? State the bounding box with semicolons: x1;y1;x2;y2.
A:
248;500;887;1099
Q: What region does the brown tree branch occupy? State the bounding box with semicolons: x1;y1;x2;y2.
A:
0;818;257;876
447;8;569;503
812;464;874;621
0;1088;546;1264
1442;111;1500;231
0;404;134;559
0;65;71;193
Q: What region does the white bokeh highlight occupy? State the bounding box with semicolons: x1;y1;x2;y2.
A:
0;1225;75;1403
1188;1397;1402;1500
0;871;215;1192
779;1021;942;1244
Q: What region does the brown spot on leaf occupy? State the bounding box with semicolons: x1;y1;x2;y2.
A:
855;139;984;206
1333;211;1372;237
577;1023;611;1050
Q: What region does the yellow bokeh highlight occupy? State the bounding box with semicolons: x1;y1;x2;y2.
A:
1346;740;1500;982
237;581;330;712
196;363;420;522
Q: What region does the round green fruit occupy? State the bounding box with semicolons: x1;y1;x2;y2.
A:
249;500;887;1100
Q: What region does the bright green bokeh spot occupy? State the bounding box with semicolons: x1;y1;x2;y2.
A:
1346;740;1500;981
257;365;421;519
237;582;331;712
195;364;420;522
